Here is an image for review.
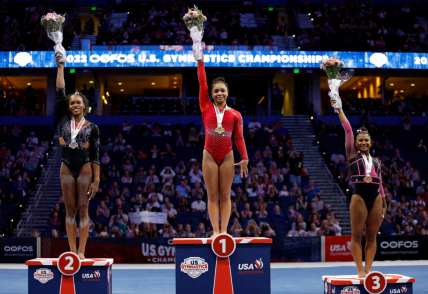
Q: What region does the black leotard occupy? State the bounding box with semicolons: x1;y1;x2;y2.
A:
55;89;100;178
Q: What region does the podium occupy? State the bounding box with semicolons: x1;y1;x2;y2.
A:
26;252;113;294
323;273;416;294
173;235;272;294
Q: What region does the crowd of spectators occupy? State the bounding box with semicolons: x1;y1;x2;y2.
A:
0;85;45;115
1;1;428;51
0;126;49;236
319;120;428;236
49;122;341;239
293;1;428;51
325;95;428;116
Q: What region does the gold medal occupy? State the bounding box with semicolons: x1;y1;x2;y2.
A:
363;176;372;183
214;126;225;135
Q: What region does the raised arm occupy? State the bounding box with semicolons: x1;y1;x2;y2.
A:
337;108;355;159
56;58;65;91
54;55;67;128
197;60;210;112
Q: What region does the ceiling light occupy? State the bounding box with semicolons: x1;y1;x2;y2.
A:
399;89;404;93
410;83;415;87
120;89;124;92
89;80;94;84
151;82;156;86
389;83;394;87
26;82;31;86
118;82;123;86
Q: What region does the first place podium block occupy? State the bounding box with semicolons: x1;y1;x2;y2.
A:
173;236;272;294
26;252;113;294
323;273;416;294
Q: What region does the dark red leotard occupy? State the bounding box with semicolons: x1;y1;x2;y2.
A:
197;61;248;165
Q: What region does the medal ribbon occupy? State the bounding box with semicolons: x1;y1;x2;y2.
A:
214;104;228;129
362;154;373;176
70;117;85;143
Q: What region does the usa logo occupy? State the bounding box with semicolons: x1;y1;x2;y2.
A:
238;258;264;273
340;286;360;294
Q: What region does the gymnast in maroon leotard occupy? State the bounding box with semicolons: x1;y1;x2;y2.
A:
334;101;387;277
197;59;248;236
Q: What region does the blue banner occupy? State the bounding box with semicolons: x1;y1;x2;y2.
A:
4;47;428;69
0;237;38;262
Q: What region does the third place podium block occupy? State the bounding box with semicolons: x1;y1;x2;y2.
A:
323;272;416;294
26;252;113;294
173;234;272;294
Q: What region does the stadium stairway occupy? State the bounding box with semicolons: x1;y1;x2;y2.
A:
16;146;62;237
281;115;351;234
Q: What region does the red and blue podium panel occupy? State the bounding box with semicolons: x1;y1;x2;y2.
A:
26;252;113;294
323;273;416;294
173;236;272;294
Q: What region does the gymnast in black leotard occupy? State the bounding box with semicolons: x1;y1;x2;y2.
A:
55;53;100;259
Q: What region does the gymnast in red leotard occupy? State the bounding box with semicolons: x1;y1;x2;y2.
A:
197;59;249;237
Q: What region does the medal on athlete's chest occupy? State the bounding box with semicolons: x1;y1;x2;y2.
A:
214;104;229;135
363;176;372;183
69;118;85;149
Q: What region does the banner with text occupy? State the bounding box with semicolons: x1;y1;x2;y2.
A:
43;238;175;263
0;237;38;262
324;236;353;262
376;235;428;260
129;211;168;225
4;48;428;69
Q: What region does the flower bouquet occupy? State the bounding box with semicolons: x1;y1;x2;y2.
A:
183;6;207;61
41;12;66;63
321;57;349;112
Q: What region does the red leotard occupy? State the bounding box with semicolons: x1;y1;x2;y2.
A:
197;60;248;165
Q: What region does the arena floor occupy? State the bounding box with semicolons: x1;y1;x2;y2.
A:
0;261;427;293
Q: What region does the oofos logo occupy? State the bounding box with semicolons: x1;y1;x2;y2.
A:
380;241;418;249
3;246;33;252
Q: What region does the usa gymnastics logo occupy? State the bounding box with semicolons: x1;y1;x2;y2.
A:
33;268;54;284
180;257;208;278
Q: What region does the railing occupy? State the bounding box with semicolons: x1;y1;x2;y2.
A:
16;147;60;237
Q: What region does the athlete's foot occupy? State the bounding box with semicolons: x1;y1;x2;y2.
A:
78;252;85;260
211;231;220;238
